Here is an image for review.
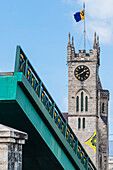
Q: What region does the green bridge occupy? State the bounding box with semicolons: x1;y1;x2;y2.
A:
0;46;97;170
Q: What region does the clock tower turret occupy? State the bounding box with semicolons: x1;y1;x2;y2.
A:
67;33;109;170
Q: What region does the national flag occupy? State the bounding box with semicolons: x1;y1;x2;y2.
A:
74;9;85;22
84;130;96;152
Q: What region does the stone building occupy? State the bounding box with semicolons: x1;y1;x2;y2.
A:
67;32;109;169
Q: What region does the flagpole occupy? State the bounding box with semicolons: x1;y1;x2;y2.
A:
84;2;86;50
73;3;86;49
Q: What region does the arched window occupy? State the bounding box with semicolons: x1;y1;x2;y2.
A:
83;118;85;129
102;103;104;113
81;92;83;112
76;96;79;112
78;118;81;129
85;96;88;111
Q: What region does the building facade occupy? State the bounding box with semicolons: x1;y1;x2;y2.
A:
67;32;109;169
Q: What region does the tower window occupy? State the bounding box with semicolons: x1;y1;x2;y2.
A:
83;118;85;129
85;96;88;111
102;103;104;112
78;118;81;129
76;96;79;112
81;92;83;112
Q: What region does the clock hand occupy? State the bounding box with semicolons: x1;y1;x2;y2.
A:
77;69;88;76
77;71;84;76
84;69;88;72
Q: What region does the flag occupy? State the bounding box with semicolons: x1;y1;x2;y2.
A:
74;3;85;22
84;130;96;152
74;9;85;22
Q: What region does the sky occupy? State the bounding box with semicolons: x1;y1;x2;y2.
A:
0;0;113;141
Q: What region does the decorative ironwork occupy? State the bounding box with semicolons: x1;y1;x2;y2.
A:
14;46;96;170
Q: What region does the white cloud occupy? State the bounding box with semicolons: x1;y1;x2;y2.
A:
76;0;113;44
78;0;113;20
86;20;113;44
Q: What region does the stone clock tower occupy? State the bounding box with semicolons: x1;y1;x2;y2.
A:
67;32;109;170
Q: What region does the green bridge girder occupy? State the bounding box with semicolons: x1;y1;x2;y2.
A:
0;46;97;170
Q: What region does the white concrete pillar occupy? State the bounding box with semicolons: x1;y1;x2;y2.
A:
0;124;28;170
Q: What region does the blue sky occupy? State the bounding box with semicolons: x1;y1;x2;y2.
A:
0;0;113;139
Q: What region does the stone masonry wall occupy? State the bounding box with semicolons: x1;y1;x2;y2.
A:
98;90;109;170
68;57;98;166
0;124;28;170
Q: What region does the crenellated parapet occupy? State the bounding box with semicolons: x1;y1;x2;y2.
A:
67;32;100;65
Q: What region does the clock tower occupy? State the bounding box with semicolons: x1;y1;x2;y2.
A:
67;32;109;169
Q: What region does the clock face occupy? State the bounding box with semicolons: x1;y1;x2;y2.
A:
74;65;90;81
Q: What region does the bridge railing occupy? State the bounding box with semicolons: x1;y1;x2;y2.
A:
14;46;96;170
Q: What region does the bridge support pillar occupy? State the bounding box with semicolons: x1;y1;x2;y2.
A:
0;124;28;170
